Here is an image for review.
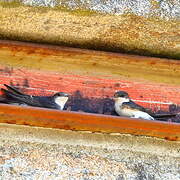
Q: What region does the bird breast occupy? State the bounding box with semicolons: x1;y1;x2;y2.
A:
55;96;68;110
114;98;154;120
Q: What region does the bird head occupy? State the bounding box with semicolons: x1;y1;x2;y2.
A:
53;92;69;98
113;91;130;102
53;92;70;109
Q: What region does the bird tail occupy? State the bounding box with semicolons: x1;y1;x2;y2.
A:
0;87;19;104
0;96;9;103
3;84;25;96
1;88;18;98
153;113;177;118
1;86;28;101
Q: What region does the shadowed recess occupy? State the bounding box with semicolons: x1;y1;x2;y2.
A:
1;84;180;123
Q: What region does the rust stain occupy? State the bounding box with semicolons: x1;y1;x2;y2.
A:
149;61;156;65
0;41;179;121
0;40;179;87
0;40;85;57
0;40;179;65
0;104;179;141
164;136;179;141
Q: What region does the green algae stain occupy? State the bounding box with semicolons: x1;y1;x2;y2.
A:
66;8;99;16
0;0;98;16
0;2;179;59
0;0;21;8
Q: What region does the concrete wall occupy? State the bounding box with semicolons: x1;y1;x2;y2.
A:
19;0;180;19
0;123;179;179
0;1;179;59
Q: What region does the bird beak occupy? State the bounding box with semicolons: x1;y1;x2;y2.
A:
65;93;70;97
61;93;70;97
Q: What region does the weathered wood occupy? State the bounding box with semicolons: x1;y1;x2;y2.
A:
0;40;179;112
0;104;179;141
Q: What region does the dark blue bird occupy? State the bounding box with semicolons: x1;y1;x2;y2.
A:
1;84;69;110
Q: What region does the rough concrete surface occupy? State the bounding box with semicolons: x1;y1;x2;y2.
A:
0;3;179;59
9;0;180;19
0;123;179;179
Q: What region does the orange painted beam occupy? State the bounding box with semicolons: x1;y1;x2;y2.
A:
0;40;179;86
0;104;179;141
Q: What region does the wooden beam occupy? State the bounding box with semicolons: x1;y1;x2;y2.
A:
0;104;179;141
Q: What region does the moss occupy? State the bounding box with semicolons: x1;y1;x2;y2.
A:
27;6;50;13
53;5;99;16
67;8;99;16
27;6;99;16
0;0;21;8
0;2;179;59
0;0;99;16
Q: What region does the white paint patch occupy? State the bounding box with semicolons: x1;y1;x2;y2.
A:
132;99;173;105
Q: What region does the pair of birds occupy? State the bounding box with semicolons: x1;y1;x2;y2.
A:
0;84;176;120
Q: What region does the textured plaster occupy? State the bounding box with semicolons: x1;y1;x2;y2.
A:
0;123;179;179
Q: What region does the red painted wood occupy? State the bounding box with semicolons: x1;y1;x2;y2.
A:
0;66;179;111
0;40;179;140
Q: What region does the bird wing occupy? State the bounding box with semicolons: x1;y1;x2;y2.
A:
122;100;149;112
153;113;177;118
2;88;58;109
122;101;177;118
0;96;9;103
36;96;58;109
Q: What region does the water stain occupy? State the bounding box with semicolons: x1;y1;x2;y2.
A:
0;67;13;75
23;79;29;87
65;90;116;115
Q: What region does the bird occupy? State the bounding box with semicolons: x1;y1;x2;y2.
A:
0;84;69;110
113;91;177;120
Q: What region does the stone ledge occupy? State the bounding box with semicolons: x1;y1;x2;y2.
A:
0;123;179;179
0;3;179;59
